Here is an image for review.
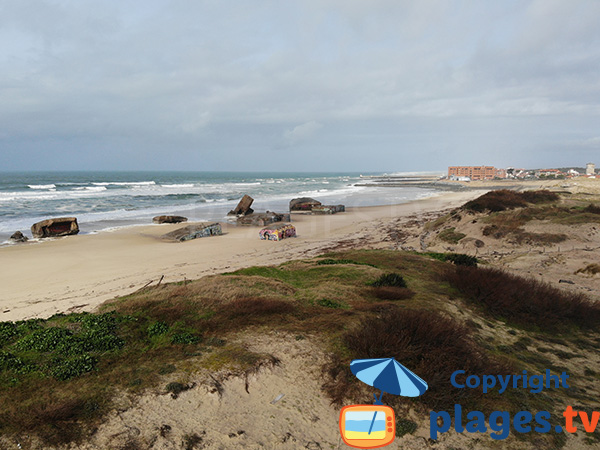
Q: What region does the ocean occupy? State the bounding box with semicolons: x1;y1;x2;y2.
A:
0;171;441;244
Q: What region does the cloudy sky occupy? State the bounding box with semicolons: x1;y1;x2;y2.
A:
1;0;599;172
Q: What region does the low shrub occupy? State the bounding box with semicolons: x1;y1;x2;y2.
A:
444;253;478;267
147;321;169;336
463;190;558;213
423;252;477;266
50;355;97;381
15;327;73;352
316;298;346;309
482;225;567;245
583;204;600;214
576;264;600;275
325;309;511;410
165;381;193;399
316;259;376;267
371;287;415;300
396;418;418;437
369;273;407;288
0;323;19;345
220;297;295;317
438;227;466;244
171;332;201;345
442;265;600;331
520;190;560;204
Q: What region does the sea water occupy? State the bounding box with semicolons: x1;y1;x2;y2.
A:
0;171;440;243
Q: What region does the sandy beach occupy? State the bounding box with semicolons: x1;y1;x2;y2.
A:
0;190;485;322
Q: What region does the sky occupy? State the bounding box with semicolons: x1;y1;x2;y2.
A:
1;0;599;172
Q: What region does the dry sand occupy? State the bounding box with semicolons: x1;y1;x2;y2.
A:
0;190;485;322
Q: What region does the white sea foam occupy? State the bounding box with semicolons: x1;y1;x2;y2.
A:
74;186;107;192
28;184;56;189
92;181;156;186
162;184;195;188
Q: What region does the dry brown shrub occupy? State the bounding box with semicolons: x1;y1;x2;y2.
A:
575;263;600;275
324;308;511;410
442;265;600;331
218;297;296;318
371;287;415;300
463;189;558;213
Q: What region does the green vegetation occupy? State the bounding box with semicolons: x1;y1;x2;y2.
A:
316;258;377;267
423;252;478;267
438;227;466;244
368;272;407;288
0;249;597;449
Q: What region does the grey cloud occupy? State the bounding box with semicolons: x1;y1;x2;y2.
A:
1;1;599;171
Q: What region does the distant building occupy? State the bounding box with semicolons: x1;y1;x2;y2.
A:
586;163;596;175
447;166;505;181
536;169;565;178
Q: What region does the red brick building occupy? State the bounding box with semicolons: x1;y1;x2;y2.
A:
448;166;504;181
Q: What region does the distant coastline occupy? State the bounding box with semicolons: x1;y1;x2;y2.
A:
0;171;445;243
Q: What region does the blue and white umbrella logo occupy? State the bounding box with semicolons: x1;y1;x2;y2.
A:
350;357;428;403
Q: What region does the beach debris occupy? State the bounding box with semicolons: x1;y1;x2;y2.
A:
152;215;188;224
31;217;79;238
271;393;285;404
9;231;28;242
559;279;575;284
159;424;172;438
311;204;345;214
228;194;254;216
259;223;296;241
237;211;290;226
290;197;321;211
161;223;222;242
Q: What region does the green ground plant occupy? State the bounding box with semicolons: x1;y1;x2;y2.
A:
0;249;597;449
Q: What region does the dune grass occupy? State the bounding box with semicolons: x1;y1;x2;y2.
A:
0;249;598;448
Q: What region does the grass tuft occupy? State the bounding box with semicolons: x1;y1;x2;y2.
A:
438;227;466;244
369;273;407;288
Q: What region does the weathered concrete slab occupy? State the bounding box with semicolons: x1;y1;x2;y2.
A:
161;223;222;242
153;215;188;224
10;231;28;242
228;195;254;216
311;205;345;214
31;217;79;238
290;197;321;211
259;223;296;241
237;212;291;227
